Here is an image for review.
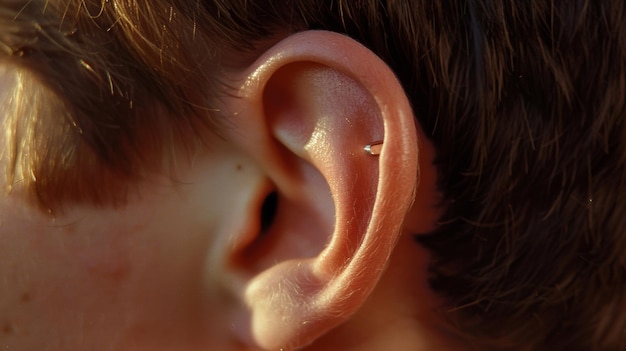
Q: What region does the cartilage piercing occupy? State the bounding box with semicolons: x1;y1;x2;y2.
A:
364;140;383;156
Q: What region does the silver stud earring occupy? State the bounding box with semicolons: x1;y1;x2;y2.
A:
364;140;383;156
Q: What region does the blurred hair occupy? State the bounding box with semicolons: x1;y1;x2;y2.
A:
2;0;626;350
0;0;220;207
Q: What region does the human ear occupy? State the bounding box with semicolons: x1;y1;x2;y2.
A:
218;31;419;350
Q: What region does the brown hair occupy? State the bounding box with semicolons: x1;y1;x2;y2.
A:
1;0;221;207
2;0;626;350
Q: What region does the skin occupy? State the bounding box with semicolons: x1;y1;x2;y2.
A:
0;137;250;350
0;145;453;351
0;32;462;351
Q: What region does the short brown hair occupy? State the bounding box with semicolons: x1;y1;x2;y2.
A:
2;1;626;350
1;0;221;208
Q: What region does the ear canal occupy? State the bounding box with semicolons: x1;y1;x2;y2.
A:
221;31;419;351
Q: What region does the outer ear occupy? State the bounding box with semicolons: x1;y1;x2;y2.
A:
220;31;419;350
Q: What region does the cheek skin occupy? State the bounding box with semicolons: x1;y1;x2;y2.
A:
0;148;248;351
0;184;212;350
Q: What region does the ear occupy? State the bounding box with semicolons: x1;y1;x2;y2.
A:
219;31;419;350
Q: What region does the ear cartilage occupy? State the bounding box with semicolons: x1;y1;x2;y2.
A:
364;141;383;156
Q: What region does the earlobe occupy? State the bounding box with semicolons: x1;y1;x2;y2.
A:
220;31;419;350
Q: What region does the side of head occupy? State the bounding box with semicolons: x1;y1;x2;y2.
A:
2;1;626;350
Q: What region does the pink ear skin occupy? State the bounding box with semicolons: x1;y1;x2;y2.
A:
214;31;420;350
